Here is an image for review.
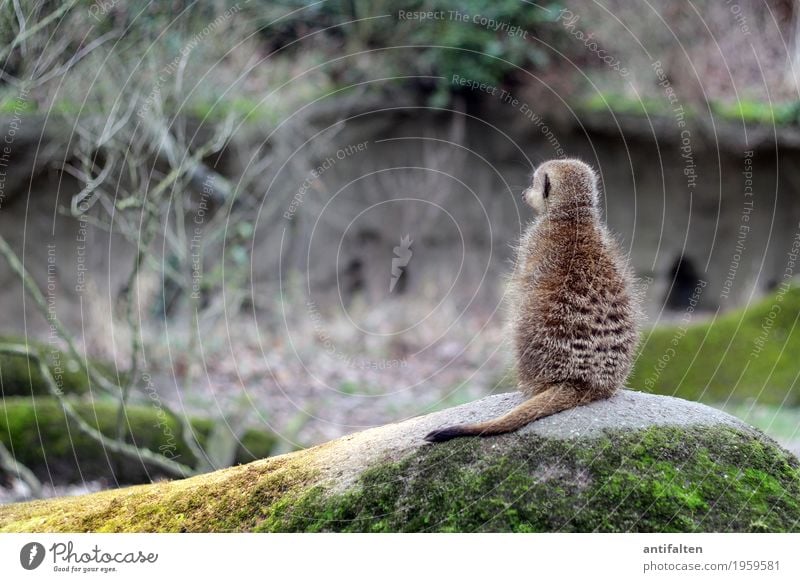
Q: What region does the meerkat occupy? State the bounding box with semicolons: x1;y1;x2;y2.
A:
425;159;640;442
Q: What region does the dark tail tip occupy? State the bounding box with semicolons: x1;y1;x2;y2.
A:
424;425;472;443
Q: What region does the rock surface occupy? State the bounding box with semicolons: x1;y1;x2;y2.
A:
1;390;799;532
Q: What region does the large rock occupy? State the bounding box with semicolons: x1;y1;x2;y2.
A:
1;390;799;532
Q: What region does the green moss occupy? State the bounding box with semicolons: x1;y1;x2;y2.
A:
0;454;319;532
268;425;800;533
631;285;800;405
0;338;106;396
2;424;798;532
580;92;674;117
579;94;800;127
0;397;278;484
711;100;800;125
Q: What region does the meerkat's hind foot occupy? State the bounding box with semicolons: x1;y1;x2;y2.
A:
424;425;475;443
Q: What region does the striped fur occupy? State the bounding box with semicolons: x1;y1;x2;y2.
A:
426;159;641;443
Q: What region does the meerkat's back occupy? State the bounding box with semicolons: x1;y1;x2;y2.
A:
426;159;640;443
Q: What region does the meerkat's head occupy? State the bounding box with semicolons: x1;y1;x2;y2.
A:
522;159;599;215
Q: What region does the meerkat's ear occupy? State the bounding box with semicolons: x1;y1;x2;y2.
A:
543;174;551;199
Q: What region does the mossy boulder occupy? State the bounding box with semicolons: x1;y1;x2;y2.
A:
1;390;799;532
0;397;278;485
0;337;118;396
631;285;800;405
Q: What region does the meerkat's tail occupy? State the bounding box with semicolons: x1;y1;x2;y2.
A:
424;384;586;443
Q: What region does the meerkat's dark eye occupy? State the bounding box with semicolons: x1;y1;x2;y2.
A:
543;174;551;199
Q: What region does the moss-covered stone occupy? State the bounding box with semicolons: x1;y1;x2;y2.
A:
0;397;278;484
265;426;800;533
0;338;99;396
1;391;798;533
0;453;319;532
0;337;125;397
631;286;800;405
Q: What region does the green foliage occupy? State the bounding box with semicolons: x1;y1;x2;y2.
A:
2;0;565;116
256;0;558;102
0;397;278;484
400;0;555;101
631;285;800;406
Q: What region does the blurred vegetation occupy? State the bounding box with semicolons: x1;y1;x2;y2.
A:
581;92;673;117
582;92;800;126
0;337;123;397
0;0;565;114
721;401;800;444
710;100;800;126
247;0;560;101
632;286;800;406
0;397;279;484
4;1;799;123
